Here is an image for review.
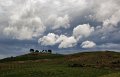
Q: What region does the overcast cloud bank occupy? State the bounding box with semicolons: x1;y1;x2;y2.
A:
0;0;120;58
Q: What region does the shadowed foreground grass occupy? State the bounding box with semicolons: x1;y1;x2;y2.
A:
0;62;116;77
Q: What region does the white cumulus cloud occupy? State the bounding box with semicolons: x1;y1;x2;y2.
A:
81;40;96;48
38;33;77;48
58;35;77;48
38;33;59;46
73;24;94;40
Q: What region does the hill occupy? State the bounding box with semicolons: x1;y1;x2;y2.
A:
0;53;64;62
66;51;120;69
0;51;120;69
0;51;120;77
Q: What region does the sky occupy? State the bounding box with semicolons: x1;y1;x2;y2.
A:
0;0;120;58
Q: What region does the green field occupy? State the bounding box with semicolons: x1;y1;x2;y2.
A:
0;51;120;77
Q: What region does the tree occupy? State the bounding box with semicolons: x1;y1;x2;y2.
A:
35;50;39;53
30;49;34;53
42;50;44;53
48;50;52;54
45;50;48;53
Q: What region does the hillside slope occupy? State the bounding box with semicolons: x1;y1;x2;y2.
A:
0;51;120;69
66;51;120;69
0;53;64;63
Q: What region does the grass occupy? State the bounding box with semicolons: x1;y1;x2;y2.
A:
0;53;64;62
99;72;120;77
0;62;116;77
0;51;120;77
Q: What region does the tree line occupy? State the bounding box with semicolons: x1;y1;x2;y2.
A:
30;49;52;54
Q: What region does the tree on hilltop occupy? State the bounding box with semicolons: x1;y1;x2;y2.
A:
48;50;52;54
30;49;34;53
35;50;39;53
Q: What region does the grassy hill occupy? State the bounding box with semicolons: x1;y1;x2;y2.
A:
0;51;120;77
0;53;64;62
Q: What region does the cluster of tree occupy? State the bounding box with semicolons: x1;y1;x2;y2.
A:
29;49;52;54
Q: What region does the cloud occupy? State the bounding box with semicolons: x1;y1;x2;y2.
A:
81;40;96;48
38;33;77;48
46;14;70;29
0;0;120;57
38;33;59;46
58;35;77;48
92;0;120;37
103;10;120;28
3;17;45;40
73;24;94;40
93;0;120;22
96;9;120;39
1;0;46;40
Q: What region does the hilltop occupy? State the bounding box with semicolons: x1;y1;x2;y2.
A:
0;53;64;62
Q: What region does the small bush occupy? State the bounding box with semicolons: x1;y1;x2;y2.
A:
68;63;84;67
